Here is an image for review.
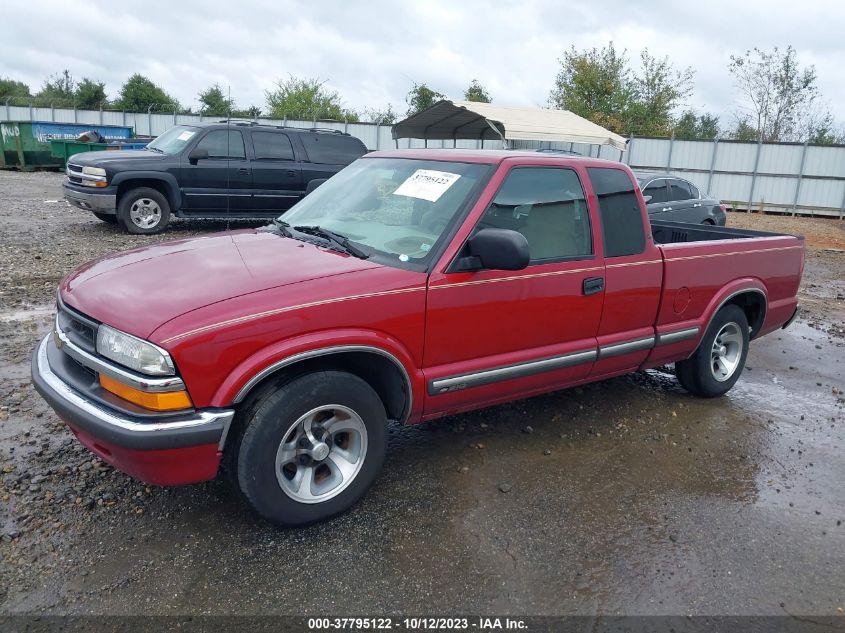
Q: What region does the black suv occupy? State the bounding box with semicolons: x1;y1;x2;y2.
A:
63;121;368;234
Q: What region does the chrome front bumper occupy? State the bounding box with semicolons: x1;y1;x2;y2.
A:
32;334;234;451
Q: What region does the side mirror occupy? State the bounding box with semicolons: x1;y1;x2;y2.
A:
452;228;530;272
188;148;208;165
642;194;653;203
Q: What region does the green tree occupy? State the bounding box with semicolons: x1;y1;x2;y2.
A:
35;70;75;106
198;83;235;116
464;79;491;103
548;42;633;133
674;110;721;139
115;74;180;112
74;78;108;109
627;50;694;136
0;77;32;103
549;43;694;136
361;104;397;125
265;75;358;121
728;46;818;141
731;117;760;141
405;82;445;116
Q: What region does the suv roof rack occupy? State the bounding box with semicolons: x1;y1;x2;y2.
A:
215;120;350;136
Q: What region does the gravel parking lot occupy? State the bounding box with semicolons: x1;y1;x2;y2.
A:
0;170;843;616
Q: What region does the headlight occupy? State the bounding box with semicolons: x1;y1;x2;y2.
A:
96;325;176;376
80;166;108;188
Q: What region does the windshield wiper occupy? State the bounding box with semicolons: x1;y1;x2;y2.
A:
270;218;293;237
293;225;369;259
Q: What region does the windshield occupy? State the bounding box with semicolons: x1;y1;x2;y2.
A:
147;125;200;155
281;158;489;267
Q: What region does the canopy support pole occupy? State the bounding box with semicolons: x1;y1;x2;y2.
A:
484;119;508;149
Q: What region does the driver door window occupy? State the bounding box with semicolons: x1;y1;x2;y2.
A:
478;167;592;262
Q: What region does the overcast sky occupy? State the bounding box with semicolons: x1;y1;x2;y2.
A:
3;0;844;125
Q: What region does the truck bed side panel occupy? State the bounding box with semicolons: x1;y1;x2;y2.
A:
643;235;804;368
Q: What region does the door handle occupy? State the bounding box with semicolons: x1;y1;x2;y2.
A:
693;202;702;207
583;277;604;295
238;167;250;174
286;170;297;177
661;206;672;212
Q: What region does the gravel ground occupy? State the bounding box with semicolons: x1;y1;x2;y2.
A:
0;171;843;617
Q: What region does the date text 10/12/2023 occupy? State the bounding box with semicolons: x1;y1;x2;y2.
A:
307;617;528;630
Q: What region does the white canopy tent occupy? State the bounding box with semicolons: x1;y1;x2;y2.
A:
391;100;627;151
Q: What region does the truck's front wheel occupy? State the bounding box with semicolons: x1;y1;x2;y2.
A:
675;305;749;397
117;187;171;234
231;371;387;527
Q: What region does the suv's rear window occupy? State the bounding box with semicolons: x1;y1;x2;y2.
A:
300;133;366;164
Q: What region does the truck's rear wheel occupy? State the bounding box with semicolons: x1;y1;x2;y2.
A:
117;187;170;234
231;371;387;527
675;305;749;397
92;212;117;224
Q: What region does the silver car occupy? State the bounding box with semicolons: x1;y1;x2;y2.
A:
635;173;726;225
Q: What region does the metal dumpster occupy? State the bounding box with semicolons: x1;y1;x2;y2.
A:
49;138;151;168
0;121;134;170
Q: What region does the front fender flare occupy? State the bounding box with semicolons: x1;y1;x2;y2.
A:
210;329;423;423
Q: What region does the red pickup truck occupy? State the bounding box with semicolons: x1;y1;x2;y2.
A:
32;149;804;526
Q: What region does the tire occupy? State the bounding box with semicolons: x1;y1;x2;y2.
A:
702;218;715;225
675;305;750;398
231;371;387;527
116;187;171;234
92;212;117;224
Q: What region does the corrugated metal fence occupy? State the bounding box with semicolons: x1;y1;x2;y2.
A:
4;103;844;218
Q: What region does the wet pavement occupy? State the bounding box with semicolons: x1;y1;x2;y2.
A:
0;171;843;617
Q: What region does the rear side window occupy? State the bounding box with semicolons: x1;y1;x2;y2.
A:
300;134;366;164
643;179;669;204
588;167;645;258
194;130;245;159
252;131;294;160
669;179;693;201
688;182;700;199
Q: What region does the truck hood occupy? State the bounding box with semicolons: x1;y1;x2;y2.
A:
68;150;166;166
59;230;381;339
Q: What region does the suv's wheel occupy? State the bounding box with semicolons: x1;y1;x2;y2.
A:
117;187;171;234
231;371;387;527
675;305;749;397
92;212;117;224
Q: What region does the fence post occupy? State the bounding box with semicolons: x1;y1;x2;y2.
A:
50;104;55;121
666;132;675;170
839;186;845;221
173;108;177;126
99;105;103;125
625;133;634;165
73;106;78;123
747;137;763;213
5;98;10;121
122;110;126;127
792;142;809;216
706;138;720;193
28;102;33;121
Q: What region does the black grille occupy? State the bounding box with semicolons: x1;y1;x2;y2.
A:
57;302;98;354
67;163;82;173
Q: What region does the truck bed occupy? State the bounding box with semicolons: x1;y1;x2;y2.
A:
650;219;801;245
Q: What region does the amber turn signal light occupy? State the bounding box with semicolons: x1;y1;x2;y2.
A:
99;374;192;411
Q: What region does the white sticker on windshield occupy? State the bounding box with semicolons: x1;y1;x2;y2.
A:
177;131;195;141
393;169;461;202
